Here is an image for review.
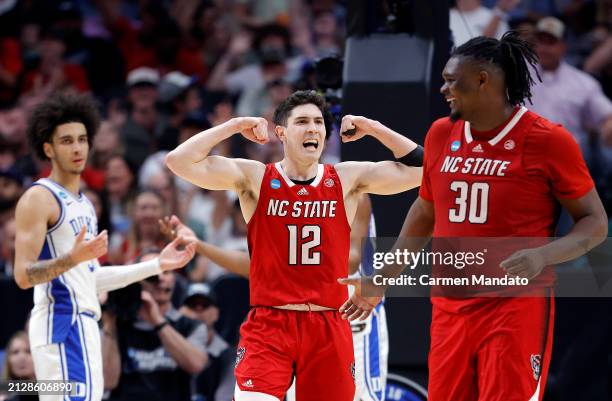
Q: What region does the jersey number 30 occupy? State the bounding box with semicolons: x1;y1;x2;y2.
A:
449;181;489;223
287;225;321;265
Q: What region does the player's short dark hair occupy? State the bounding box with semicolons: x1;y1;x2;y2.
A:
452;31;540;106
27;92;101;160
273;90;332;138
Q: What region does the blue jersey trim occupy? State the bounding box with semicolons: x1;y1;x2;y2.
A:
64;323;87;401
31;182;66;233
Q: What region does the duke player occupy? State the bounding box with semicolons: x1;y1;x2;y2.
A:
348;196;388;401
13;93;196;401
159;194;390;401
166;91;422;401
341;32;608;401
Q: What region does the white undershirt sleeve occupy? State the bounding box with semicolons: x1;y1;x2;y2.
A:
95;258;162;293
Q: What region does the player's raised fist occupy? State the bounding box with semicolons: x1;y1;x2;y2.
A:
339;115;377;143
70;227;108;264
233;117;269;145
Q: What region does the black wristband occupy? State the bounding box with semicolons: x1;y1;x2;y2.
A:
396;145;424;167
153;320;169;333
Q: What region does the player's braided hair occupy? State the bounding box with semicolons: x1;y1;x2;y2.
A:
452;31;541;106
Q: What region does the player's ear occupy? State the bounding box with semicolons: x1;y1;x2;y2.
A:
43;142;54;159
478;70;489;88
275;125;286;142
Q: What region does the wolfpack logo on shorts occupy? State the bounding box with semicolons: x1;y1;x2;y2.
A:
530;354;541;380
351;362;355;381
236;347;246;367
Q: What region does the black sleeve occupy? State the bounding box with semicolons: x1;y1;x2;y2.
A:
396;145;424;167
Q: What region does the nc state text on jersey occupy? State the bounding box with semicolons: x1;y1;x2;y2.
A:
441;156;511;176
267;199;338;218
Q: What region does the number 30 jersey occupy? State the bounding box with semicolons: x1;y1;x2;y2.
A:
420;107;595;311
247;162;351;309
420;106;594;238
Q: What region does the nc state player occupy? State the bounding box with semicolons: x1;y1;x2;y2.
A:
341;32;608;401
166;90;422;401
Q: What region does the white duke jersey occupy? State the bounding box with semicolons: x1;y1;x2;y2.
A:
29;178;101;348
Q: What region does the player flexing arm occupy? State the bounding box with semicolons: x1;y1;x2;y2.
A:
166;101;422;227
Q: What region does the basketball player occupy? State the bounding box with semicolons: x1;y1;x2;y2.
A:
340;32;608;401
13;93;196;401
165;90;422;401
160;194;389;401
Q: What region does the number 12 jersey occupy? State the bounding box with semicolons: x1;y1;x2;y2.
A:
247;162;351;309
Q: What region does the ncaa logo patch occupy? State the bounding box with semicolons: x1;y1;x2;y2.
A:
450;140;461;152
324;178;334;187
530;354;541;381
236;347;246;367
270;179;281;189
504;139;515;150
58;191;68;199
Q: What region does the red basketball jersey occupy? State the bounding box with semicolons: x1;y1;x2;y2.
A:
247;162;351;308
419;107;594;310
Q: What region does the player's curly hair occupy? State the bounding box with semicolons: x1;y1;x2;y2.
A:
27;92;101;160
452;30;541;106
273;90;333;139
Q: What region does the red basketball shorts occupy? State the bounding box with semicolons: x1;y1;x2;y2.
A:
428;295;555;401
234;307;355;401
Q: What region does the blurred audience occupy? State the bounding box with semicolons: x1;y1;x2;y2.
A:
181;283;235;401
102;249;206;401
450;0;519;46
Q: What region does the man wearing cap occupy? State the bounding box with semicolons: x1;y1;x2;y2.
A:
530;17;612;170
181;283;235;401
158;71;203;151
126;67;160;107
121;68;166;171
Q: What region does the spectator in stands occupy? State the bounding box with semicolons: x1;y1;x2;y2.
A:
121;95;166;172
207;24;304;116
529;17;612;167
119;189;168;264
104;155;136;255
142;169;181;221
102;249;207;401
0;34;22;106
95;1;207;82
49;0;125;98
90;120;123;174
126;67;160;108
158;71;202;151
0;216;16;277
181;283;235;401
450;0;519;46
21;28;90;96
0;166;24;207
1;331;36;401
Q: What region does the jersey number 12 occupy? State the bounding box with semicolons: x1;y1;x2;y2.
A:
287;225;321;265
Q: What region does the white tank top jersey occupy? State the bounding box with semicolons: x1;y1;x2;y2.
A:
28;178;101;348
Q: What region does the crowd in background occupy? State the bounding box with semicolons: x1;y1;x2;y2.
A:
0;1;611;400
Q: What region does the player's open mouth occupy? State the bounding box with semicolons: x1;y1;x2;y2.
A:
303;139;319;149
446;97;456;107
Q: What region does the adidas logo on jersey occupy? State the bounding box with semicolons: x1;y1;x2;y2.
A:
242;379;254;388
472;144;484;153
297;187;309;196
